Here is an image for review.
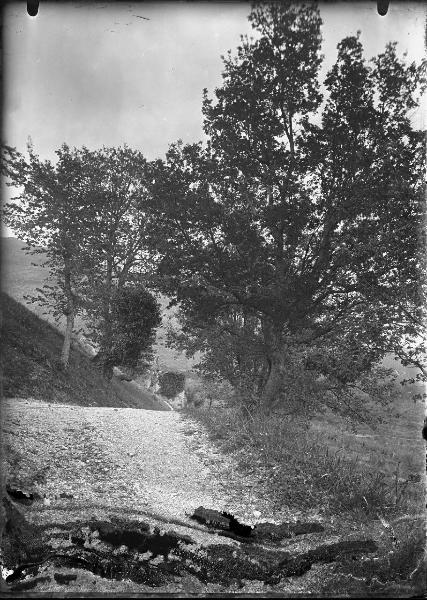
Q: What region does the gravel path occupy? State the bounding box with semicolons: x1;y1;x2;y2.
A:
2;399;277;538
1;399;395;596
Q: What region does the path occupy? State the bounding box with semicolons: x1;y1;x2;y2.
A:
1;399;385;595
2;400;232;523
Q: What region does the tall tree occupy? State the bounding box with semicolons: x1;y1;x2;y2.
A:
149;2;425;414
79;146;158;379
2;143;96;368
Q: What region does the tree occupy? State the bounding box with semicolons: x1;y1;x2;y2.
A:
104;284;161;379
2;143;96;368
2;144;160;378
78;146;158;379
149;2;425;415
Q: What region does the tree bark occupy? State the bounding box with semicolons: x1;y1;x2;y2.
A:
60;312;74;369
99;254;114;380
60;263;74;370
260;318;286;410
261;350;286;410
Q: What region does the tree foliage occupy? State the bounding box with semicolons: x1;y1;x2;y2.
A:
149;1;426;416
2;142;96;367
108;285;161;377
75;146;158;377
2;143;160;377
158;371;186;400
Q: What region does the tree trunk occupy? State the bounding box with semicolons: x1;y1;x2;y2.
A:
102;357;114;381
261;350;286;410
60;311;74;369
260;318;285;411
60;263;75;370
99;255;114;380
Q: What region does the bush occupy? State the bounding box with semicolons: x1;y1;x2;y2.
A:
158;371;185;399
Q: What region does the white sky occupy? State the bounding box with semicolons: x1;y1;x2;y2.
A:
2;1;426;235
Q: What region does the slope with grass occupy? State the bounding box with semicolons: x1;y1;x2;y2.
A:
1;292;169;410
2;236;197;374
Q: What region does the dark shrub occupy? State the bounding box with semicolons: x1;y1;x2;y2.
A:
158;371;185;399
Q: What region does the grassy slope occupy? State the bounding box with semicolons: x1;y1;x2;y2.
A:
2;237;196;373
183;390;425;594
1;292;153;408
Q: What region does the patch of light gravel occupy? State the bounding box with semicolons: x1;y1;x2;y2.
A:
2;399;258;539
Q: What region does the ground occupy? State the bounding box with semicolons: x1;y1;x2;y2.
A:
2;398;410;595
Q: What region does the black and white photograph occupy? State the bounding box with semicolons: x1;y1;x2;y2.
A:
1;1;426;595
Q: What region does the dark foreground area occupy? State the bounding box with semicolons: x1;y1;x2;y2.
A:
3;493;392;596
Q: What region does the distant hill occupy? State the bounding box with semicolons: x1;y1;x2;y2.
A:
1;237;198;374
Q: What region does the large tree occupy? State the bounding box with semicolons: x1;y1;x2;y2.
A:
149;2;425;414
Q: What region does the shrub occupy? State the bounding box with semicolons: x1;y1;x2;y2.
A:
158;371;186;399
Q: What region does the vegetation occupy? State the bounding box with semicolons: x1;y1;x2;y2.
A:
184;396;423;512
2;3;425;411
76;146;159;379
158;371;186;399
1;3;425;594
1;143;95;368
1;292;144;408
182;395;425;593
149;2;426;417
2;145;160;379
93;284;161;380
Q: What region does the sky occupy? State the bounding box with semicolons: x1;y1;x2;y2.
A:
2;1;426;235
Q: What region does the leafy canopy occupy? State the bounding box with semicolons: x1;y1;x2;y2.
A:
149;1;426;414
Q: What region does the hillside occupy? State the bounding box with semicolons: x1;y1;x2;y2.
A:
2;236;197;373
1;292;167;409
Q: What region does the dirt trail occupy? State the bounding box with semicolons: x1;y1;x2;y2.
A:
1;399;383;595
3;400;233;524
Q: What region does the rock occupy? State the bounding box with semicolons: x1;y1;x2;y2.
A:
254;520;324;541
190;507;232;530
190;507;323;543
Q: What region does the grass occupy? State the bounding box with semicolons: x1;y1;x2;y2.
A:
182;394;425;593
184;397;424;514
1;292;142;408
